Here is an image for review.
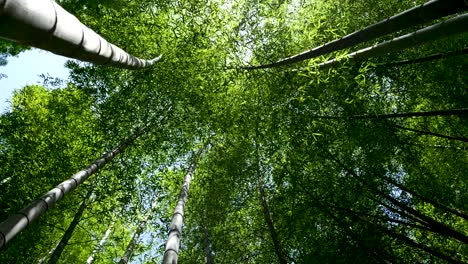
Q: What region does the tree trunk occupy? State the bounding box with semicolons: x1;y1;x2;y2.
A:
245;0;468;69
257;179;288;264
315;14;468;70
0;124;149;248
0;0;161;69
47;190;92;264
162;151;202;264
310;108;468;120
86;221;115;264
119;198;159;264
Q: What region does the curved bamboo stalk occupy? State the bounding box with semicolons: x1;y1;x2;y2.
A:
0;0;161;69
315;14;468;70
245;0;468;69
0;124;148;249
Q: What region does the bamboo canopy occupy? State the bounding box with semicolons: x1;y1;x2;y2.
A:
0;0;161;69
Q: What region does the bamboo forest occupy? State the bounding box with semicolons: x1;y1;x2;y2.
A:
1;0;468;263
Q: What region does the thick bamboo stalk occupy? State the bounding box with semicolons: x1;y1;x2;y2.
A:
246;0;468;69
162;153;201;264
0;0;161;69
315;14;468;70
0;125;148;249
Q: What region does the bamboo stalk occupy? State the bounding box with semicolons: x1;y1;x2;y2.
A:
162;150;202;264
245;0;468;69
309;108;468;120
119;197;159;264
0;125;148;248
86;221;115;264
315;14;468;70
383;47;468;67
0;0;161;69
47;190;93;264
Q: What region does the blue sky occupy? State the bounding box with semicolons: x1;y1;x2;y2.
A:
0;49;71;112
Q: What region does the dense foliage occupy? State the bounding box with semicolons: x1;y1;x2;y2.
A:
1;0;467;263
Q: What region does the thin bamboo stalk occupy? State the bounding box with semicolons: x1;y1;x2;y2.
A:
383;47;468;67
309;108;468;120
389;124;468;143
47;190;93;264
119;197;159;264
86;221;115;264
